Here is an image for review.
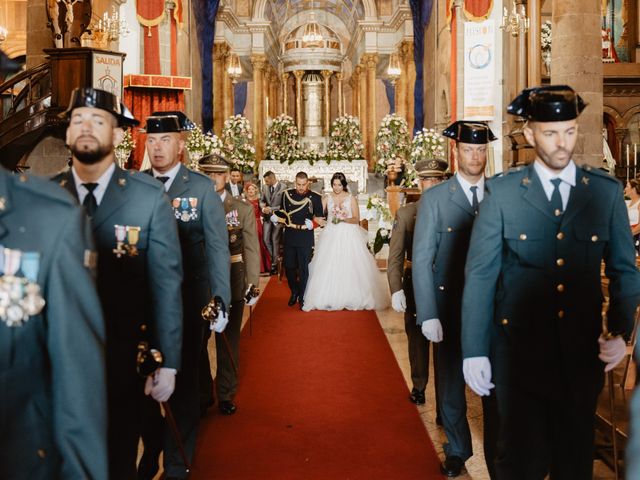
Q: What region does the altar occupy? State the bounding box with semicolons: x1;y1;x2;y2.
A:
258;160;368;193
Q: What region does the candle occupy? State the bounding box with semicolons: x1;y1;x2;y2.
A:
627;144;630;181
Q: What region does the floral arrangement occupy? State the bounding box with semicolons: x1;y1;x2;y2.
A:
331;203;349;224
222;115;257;173
541;21;552;52
294;147;327;165
372;227;391;254
374;114;411;175
114;128;135;168
265;114;301;165
403;128;447;187
185;125;224;169
326;115;364;161
365;194;393;225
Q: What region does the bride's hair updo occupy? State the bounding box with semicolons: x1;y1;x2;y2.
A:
331;172;349;192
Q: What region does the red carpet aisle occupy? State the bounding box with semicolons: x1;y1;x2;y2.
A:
192;279;444;479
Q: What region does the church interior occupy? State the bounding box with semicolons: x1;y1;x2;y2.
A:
2;0;640;479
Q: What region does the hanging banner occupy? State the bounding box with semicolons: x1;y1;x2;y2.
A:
463;19;495;120
464;0;494;21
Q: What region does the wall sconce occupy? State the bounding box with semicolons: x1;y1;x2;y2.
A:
500;1;530;37
227;53;242;83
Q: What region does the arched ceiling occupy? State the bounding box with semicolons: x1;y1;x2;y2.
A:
261;0;367;36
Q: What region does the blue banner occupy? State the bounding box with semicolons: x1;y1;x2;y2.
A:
234;82;248;115
409;0;434;134
193;0;220;133
382;79;395;114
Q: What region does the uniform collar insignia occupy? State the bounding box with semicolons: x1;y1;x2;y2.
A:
118;178;126;187
59;179;67;187
581;176;589;185
522;177;531;185
0;197;6;211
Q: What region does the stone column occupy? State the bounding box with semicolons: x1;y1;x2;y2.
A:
358;64;368;163
527;0;541;87
336;72;344;117
352;66;361;118
27;0;54;68
551;0;602;167
402;41;416;133
213;44;228;136
282;73;290;117
363;54;378;168
321;70;333;136
516;1;528;93
223;53;234;120
251;55;267;161
396;47;407;120
294;70;305;133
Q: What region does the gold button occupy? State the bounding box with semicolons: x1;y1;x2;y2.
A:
558;310;565;318
140;324;147;332
519;234;527;240
554;209;562;216
556;258;565;266
447;227;453;232
591;235;598;242
501;318;509;325
37;449;46;459
557;284;565;292
438;285;445;291
19;175;27;183
557;232;564;240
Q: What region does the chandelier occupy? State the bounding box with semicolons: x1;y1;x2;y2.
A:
302;12;324;46
500;1;529;38
94;7;130;44
227;53;242;83
387;53;401;85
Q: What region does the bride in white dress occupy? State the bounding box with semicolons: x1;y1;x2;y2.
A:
302;172;390;311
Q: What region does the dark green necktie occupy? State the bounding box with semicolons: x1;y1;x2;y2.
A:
550;178;563;217
156;176;169;184
470;185;479;215
82;183;98;217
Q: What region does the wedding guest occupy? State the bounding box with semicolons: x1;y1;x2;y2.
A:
260;171;286;275
245;181;272;273
225;167;244;197
625;179;640;253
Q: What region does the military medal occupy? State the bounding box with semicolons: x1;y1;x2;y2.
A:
126;226;141;257
0;248;45;327
180;198;190;222
189;197;199;220
113;225;127;257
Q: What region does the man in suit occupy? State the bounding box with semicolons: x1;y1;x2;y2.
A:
412;120;497;478
272;171;324;309
140;113;231;480
54;87;184;480
461;85;640;479
260;170;286;275
0;165;107;479
225;167;244;197
199;153;260;416
388;158;447;410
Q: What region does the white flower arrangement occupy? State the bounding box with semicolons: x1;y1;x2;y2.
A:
365;194;393;226
185;125;224;169
374;114;411;175
222;115;257;174
115;128;135;168
265;114;301;165
326;115;364;162
403;128;447;187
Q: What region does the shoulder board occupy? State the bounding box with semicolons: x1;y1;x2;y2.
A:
580;164;619;183
15;173;76;206
127;169;165;190
187;168;211;181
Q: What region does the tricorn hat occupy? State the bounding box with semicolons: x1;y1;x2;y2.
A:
198;153;231;173
507;85;587;121
61;87;139;127
442;121;497;144
151;110;196;131
415;158;448;178
142;115;181;134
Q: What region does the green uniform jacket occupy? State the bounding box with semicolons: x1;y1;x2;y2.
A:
222;194;260;301
387;201;417;295
0;170;107;479
461;163;640;390
54;167;183;370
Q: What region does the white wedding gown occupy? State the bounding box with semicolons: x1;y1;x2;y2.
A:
302;195;390;311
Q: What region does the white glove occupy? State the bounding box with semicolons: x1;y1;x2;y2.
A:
144;368;176;403
305;218;314;230
391;290;407;312
421;318;443;343
598;334;627;372
211;310;229;333
463;356;495;396
270;214;279;224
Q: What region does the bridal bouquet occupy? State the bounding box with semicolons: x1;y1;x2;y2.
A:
331;205;348;224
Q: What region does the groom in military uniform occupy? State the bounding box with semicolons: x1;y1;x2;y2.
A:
138;113;231;480
461;85;640;478
199;153;260;416
412;120;498;478
54;88;184;480
272;171;324;308
387;158;447;411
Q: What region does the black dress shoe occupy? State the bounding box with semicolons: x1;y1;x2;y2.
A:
219;400;237;415
270;266;278;276
440;456;465;477
288;293;298;307
409;388;425;405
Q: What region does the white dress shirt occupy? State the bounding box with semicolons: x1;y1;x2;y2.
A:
455;173;485;206
533;159;576;211
72;162;115;206
230;182;240;197
152;162;182;192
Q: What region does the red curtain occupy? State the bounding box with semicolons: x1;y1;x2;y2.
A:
463;0;493;21
136;0;164;74
123;88;185;169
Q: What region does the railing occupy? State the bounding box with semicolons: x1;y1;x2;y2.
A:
0;62;52;122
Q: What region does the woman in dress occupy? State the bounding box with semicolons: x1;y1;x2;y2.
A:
302;172;390;311
625;179;640;253
244;181;272;273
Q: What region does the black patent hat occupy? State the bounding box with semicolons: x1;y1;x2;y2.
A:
415;158;448;178
507;85;587;121
442;121;497;144
61;87;139;127
142;115;181;134
198;153;231;173
151;110;195;131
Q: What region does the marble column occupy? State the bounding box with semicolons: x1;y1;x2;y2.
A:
363;54;378;168
358;64;368;163
516;0;528;93
282;73;290;117
352;66;361;118
251;55;267;161
396;46;407;120
213;44;228;136
321;70;333;136
527;0;541;87
294;70;305;133
551;0;602;167
402;41;416;133
336;73;344;117
223;53;234;120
